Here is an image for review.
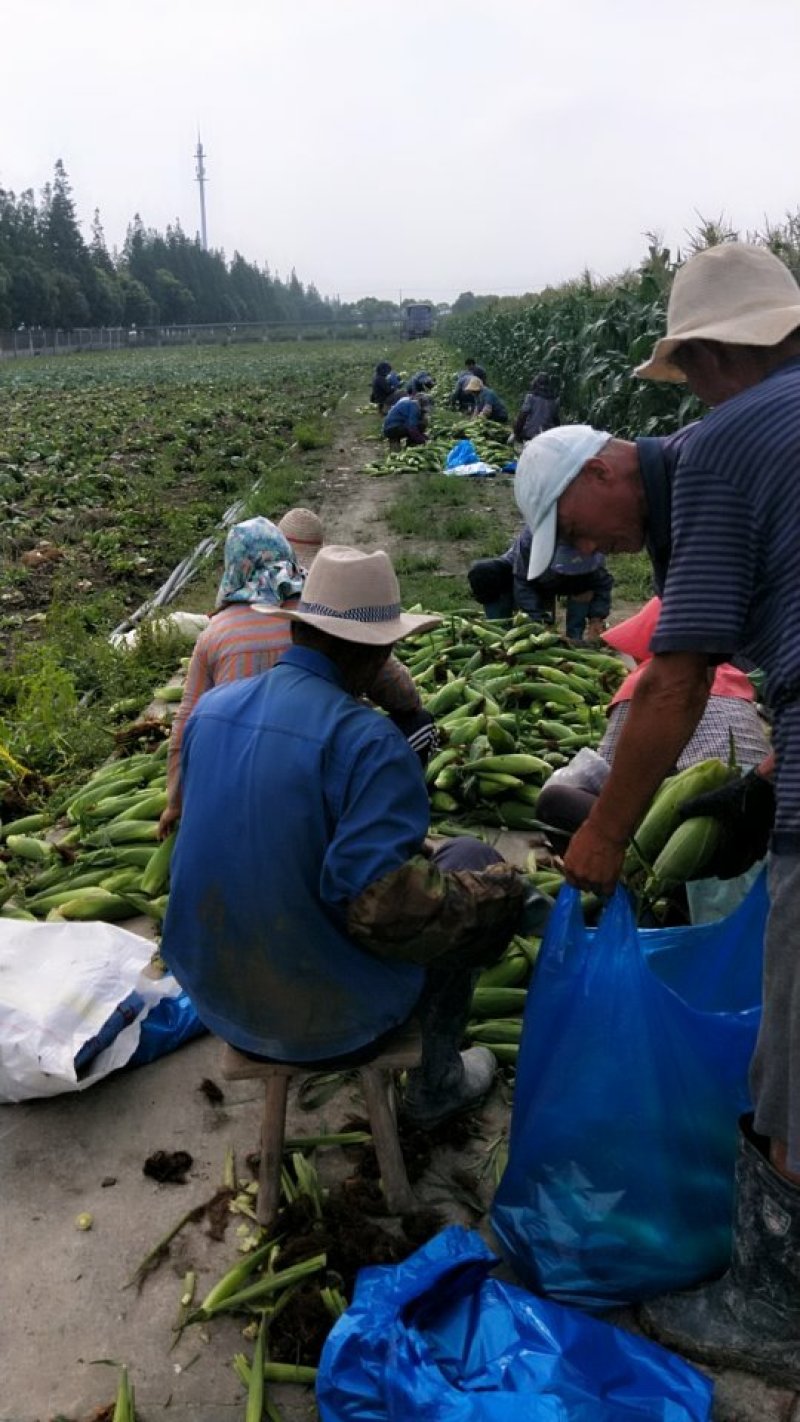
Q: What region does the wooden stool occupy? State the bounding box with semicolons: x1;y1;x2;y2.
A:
220;1018;423;1228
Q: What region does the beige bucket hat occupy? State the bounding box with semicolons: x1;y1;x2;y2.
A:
264;545;442;644
635;243;800;382
464;375;484;393
277;507;324;564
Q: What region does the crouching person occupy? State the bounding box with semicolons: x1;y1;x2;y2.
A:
162;546;538;1129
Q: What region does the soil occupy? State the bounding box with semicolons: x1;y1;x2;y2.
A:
312;408;519;576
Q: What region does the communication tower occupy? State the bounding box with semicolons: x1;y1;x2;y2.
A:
195;136;208;250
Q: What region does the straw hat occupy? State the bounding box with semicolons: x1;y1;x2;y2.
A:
277;507;325;563
636;243;800;382
464;376;484;393
264;545;442;644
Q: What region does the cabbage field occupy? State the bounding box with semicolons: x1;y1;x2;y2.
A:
0;342;378;785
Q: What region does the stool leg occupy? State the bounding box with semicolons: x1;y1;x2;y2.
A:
359;1065;416;1215
256;1074;289;1229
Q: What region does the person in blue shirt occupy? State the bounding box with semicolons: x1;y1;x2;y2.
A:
463;376;508;423
467;525;612;641
162;545;536;1131
382;394;427;450
370;360;402;414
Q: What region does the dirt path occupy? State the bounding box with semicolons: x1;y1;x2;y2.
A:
313;403;405;552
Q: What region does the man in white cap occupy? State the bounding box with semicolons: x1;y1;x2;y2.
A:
527;244;800;1386
163;545;536;1131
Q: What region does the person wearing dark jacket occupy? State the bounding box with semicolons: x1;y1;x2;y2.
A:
513;373;561;442
468;525;612;640
451;358;488;411
464;377;508;423
370;361;402;414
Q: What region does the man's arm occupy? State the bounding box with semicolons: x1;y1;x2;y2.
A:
319;732;524;964
563;651;711;893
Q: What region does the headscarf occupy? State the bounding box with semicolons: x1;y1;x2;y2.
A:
216;517;304;608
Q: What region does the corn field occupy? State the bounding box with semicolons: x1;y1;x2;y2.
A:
444;219;800;437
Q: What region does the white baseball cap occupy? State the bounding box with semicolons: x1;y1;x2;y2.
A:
514;425;612;578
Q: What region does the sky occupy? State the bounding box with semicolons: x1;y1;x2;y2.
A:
4;0;800;303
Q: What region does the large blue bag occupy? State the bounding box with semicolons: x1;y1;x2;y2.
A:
445;439;479;469
317;1225;713;1420
492;876;767;1309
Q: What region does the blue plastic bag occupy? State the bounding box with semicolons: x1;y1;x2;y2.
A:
445;439;479;469
492;876;766;1309
129;990;205;1066
317;1226;713;1421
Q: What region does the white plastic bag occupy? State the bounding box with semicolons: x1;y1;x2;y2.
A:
544;746;611;794
110;610;209;650
0;919;183;1101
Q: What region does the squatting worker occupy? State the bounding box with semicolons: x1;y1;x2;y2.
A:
467;524;612;641
519;244;800;1388
382;393;427;450
162;547;543;1129
451;357;487;411
463;376;508;423
159;516;434;836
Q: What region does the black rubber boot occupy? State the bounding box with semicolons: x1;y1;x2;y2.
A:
403;959;496;1130
639;1116;800;1389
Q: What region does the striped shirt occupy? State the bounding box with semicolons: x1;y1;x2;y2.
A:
651;355;800;837
166;603;421;813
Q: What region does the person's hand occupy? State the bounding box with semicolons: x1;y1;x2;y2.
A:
158;805;181;840
680;768;774;878
563;821;626;895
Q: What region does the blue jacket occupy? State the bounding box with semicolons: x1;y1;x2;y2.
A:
162;647;427;1060
383;396;422;434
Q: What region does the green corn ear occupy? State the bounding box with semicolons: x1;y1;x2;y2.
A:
140;832;176;896
6;835;54;862
629;759;735;868
649;815;723;888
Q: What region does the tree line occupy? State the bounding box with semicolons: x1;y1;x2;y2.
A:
0;160;434;331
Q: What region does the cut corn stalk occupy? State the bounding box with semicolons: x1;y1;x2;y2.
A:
112;1364;135;1422
193;1253;327;1319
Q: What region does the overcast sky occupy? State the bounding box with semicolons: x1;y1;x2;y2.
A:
4;0;800;302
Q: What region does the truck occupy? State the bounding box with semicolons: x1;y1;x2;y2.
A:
403;302;434;340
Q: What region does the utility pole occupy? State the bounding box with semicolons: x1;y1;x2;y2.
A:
195;135;208;251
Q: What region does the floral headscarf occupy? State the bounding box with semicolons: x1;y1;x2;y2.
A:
216;517;305;608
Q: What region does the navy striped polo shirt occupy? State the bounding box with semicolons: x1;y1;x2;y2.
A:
651;354;800;839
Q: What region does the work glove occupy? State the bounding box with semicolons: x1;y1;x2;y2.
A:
679;767;775;879
391;707;439;767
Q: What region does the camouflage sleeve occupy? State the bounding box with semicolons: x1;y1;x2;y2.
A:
368;656;422;716
347;855;525;967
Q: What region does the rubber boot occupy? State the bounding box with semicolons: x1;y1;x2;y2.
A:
639;1116;800;1389
565;597;589;641
482;596;514;621
403;959;497;1130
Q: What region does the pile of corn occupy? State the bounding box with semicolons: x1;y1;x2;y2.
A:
363;410;512;476
0;715;177;924
397;614;626;829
